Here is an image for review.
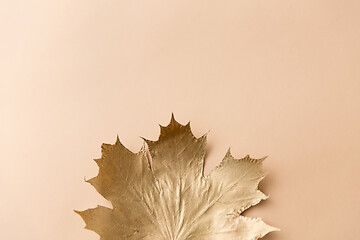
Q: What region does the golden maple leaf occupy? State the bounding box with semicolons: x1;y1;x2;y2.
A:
76;114;278;239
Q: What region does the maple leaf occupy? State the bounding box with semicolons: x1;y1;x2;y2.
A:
76;114;278;240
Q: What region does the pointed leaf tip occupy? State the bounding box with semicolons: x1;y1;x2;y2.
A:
169;112;181;126
170;113;176;124
74;210;81;215
115;135;121;145
271;226;281;232
140;136;154;147
225;147;232;157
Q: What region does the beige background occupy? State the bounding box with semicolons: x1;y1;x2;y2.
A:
1;0;360;239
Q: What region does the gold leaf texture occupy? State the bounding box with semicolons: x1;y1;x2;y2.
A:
76;114;278;240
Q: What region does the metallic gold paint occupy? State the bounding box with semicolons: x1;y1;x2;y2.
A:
76;115;278;239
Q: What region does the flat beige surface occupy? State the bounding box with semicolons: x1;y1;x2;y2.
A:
1;1;359;239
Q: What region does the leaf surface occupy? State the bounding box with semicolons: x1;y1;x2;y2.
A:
76;115;278;239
